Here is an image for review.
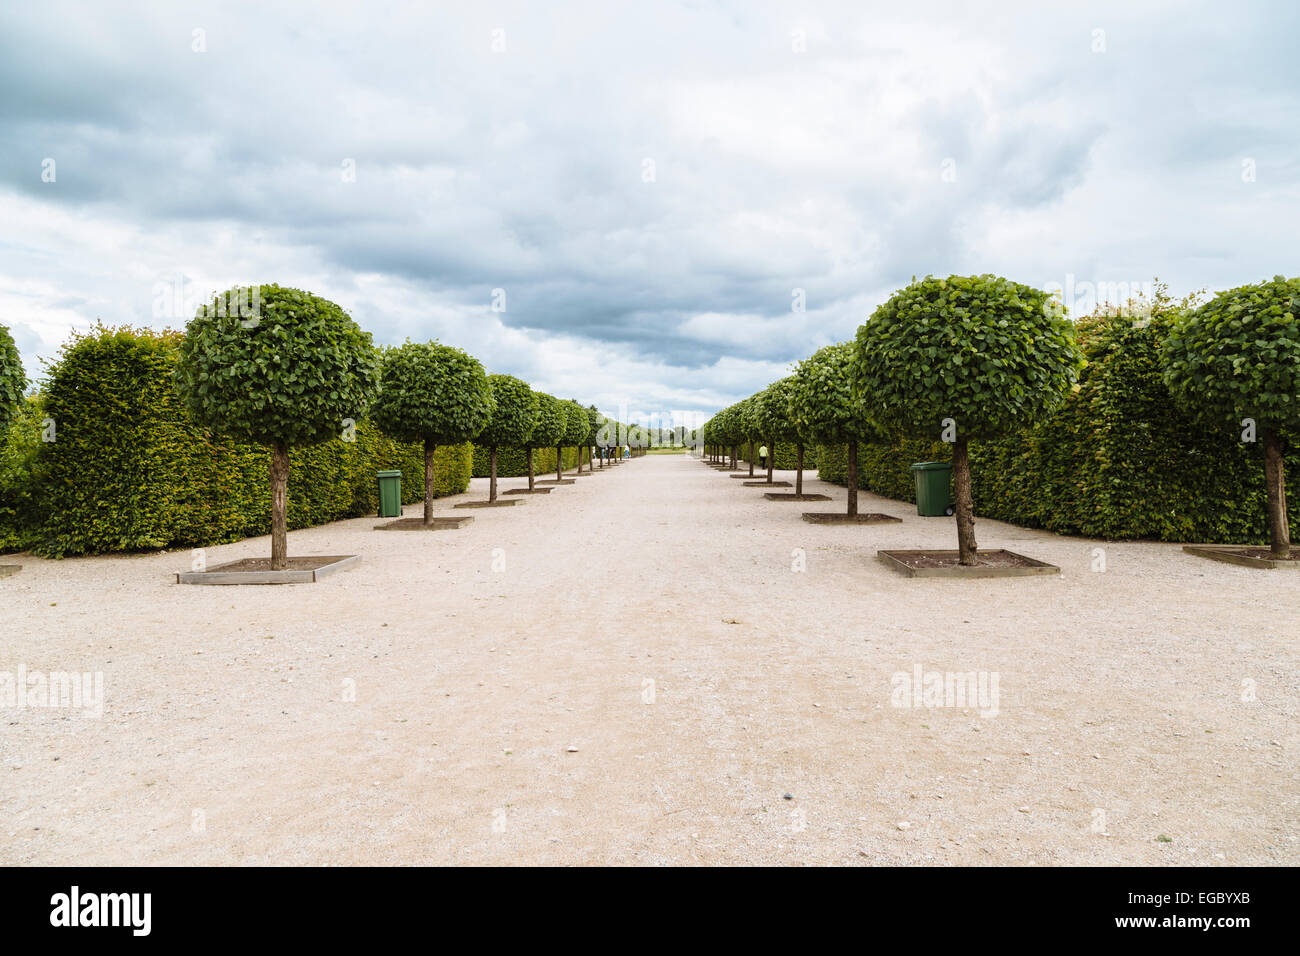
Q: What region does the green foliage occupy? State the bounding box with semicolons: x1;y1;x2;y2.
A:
1162;275;1300;431
0;323;26;433
6;326;469;558
753;376;799;442
853;274;1082;440
529;392;565;448
478;374;537;449
704;404;737;447
596;414;624;448
0;395;44;552
816;438;940;500
789;343;876;444
817;298;1297;544
471;444;579;478
700;408;724;447
175;284;380;448
371;341;493;445
562;400;590;446
739;440;816;469
735;396;762;441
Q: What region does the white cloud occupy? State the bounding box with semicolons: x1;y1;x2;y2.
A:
1;0;1298;414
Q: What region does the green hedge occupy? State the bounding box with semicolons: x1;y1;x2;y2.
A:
0;396;45;553
815;310;1298;544
471;444;582;478
737;441;816;470
0;326;471;558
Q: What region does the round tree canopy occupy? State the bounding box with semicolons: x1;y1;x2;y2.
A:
788;343;877;445
597;416;628;448
529;392;565;448
732;395;761;441
562;400;590;445
592;409;617;447
175;284;379;448
704;406;726;445
478;374;537;448
753;376;800;442
721;405;740;443
1163;275;1300;430
699;413;716;447
0;323;26;433
370;341;494;446
853;274;1081;440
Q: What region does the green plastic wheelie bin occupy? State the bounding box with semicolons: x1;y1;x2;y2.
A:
909;461;955;516
377;470;403;518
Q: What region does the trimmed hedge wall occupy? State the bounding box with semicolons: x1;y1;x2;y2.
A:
737;441;817;470
815;310;1298;544
471;444;582;478
0;396;44;553
0;326;471;558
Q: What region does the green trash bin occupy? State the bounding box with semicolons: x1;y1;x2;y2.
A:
377;470;403;518
910;461;954;517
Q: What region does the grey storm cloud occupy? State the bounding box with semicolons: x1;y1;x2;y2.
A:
1;0;1298;415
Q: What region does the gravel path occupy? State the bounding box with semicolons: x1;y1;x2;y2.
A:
2;453;1296;865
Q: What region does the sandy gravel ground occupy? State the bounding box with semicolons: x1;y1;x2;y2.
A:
2;453;1297;866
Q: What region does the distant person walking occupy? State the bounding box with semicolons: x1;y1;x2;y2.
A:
758;444;768;469
623;444;631;459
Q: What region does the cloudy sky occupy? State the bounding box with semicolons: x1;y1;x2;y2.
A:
2;1;1297;425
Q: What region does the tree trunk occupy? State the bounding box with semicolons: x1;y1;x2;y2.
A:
423;439;436;525
766;437;775;484
489;447;499;502
953;437;978;565
748;443;755;477
528;447;536;489
795;443;804;496
1263;428;1291;558
556;446;563;481
270;441;290;570
846;440;858;517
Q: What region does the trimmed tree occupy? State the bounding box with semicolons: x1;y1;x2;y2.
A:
561;400;589;478
601;418;622;462
584;405;602;469
734;396;760;475
528;392;565;488
753;377;799;486
767;376;812;493
710;404;737;466
478;374;538;502
853;274;1081;565
789;343;876;515
702;410;719;463
370;341;493;525
1163;275;1300;558
176;284;379;570
724;406;740;466
0;323;27;435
